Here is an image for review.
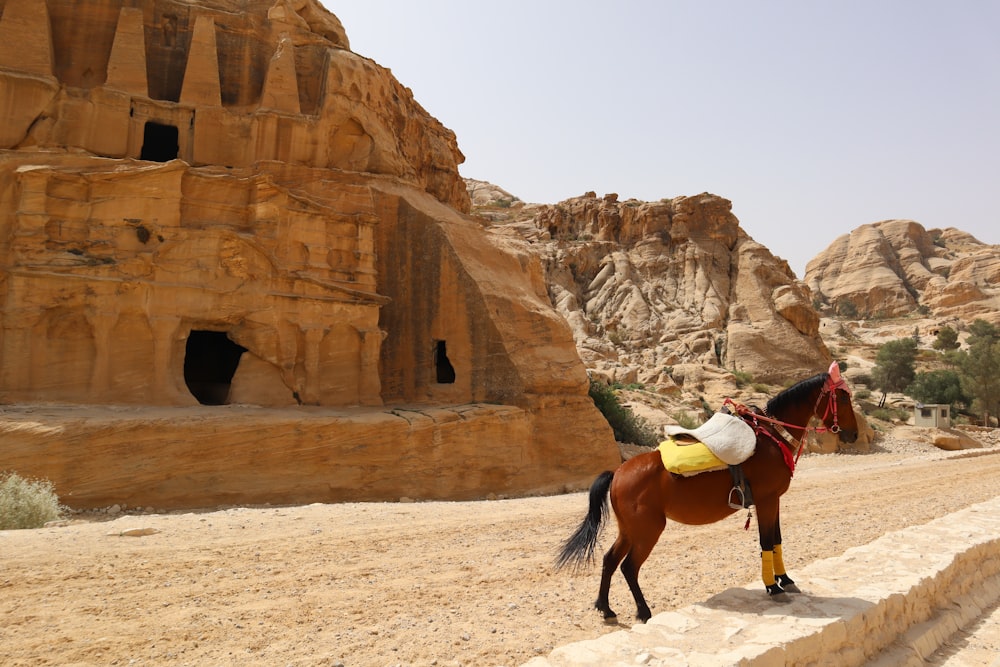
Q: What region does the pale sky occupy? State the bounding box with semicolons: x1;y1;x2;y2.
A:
326;2;999;277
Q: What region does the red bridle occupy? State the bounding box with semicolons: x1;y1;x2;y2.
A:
722;362;852;474
814;371;850;434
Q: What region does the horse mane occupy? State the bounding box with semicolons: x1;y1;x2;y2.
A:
766;372;828;416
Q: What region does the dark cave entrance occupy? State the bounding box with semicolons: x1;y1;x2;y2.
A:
184;330;247;405
140;121;179;162
434;340;456;384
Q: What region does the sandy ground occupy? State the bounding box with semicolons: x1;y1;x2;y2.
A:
2;436;1000;667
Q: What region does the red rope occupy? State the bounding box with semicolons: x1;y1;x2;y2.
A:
722;397;811;476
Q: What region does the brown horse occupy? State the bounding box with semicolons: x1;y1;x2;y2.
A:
557;363;859;622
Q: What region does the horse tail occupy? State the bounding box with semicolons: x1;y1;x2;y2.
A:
556;470;614;570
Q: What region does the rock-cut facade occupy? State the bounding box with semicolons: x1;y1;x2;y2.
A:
0;0;619;506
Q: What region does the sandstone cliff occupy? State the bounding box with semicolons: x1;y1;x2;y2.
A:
479;190;833;391
0;0;620;509
805;220;1000;324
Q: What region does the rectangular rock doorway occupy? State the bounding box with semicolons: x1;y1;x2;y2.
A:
140;121;179;162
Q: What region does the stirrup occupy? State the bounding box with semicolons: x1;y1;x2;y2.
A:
728;486;745;510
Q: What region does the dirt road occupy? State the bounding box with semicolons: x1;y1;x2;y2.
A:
2;441;999;667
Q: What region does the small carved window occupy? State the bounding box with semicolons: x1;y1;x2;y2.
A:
140;121;179;162
434;340;456;384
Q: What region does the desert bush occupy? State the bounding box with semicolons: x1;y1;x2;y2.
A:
836;300;859;318
0;472;64;530
869;407;911;423
732;370;753;388
588;378;660;447
670;411;702;430
869;408;895;422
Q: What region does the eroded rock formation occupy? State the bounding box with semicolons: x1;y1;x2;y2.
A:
483;190;832;388
805;220;1000;324
0;0;619;508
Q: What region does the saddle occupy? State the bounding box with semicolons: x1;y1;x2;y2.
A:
663;412;756;464
660;412;758;509
657;437;728;476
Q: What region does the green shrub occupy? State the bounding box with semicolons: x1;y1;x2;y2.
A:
0;472;64;530
670;411;702;429
836;300;859;318
870;408;895;422
868;407;910;423
855;388;872;400
588;378;660;447
732;370;753;388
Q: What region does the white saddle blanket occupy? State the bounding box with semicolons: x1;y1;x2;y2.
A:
662;412;756;465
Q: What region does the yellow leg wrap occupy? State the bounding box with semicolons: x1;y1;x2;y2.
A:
773;544;787;577
761;550;776;587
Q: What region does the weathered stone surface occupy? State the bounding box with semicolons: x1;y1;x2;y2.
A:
0;0;620;508
484;190;832;386
0;403;608;509
806;220;1000;324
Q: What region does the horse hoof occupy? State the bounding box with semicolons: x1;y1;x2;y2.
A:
769;591;792;604
781;582;802;594
602;614;618;625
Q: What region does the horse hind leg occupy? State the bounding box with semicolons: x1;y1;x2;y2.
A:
619;517;664;623
596;535;629;622
620;552;652;623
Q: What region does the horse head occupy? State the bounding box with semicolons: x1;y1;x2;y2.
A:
817;361;858;443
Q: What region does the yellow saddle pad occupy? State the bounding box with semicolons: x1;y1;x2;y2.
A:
658;437;728;476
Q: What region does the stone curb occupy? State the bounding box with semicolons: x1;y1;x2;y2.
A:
524;496;1000;666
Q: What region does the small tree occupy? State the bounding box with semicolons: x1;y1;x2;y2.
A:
871;338;918;407
588;378;660;447
907;369;968;409
932;326;960;351
956;321;1000;427
967;319;999;343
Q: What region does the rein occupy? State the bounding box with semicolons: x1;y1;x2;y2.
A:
722;370;850;475
722;398;803;474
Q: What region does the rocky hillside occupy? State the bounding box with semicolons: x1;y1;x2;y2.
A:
469;182;998;449
805;220;1000;325
471;186;830;402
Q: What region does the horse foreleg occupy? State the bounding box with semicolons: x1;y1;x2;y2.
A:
755;499;785;598
596;535;628;622
772;513;800;593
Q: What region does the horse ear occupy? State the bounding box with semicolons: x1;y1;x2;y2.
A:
828;360;842;383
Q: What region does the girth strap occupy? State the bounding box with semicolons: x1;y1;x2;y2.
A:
728;464;754;509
